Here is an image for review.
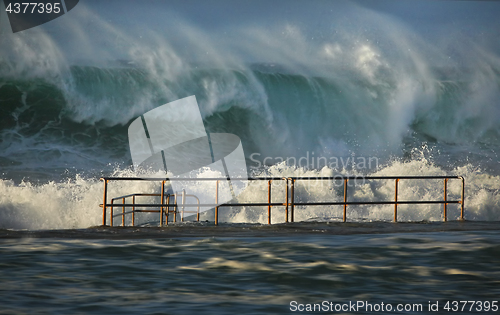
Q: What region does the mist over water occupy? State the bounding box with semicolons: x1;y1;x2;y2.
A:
1;1;499;229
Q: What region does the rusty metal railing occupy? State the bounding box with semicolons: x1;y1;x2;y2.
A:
107;191;200;227
99;175;465;226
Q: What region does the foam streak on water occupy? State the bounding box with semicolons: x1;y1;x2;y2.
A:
0;231;499;314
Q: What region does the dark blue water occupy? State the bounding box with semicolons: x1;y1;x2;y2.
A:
1;230;499;314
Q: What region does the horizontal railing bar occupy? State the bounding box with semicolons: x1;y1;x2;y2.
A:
112;210;164;216
101;200;460;208
292;201;461;206
112;193;160;201
101;177;283;181
101;203;287;208
197;203;287;207
112;193;200;200
101;176;462;181
102;204;177;207
111;209;202;218
112;210;203;217
289;176;462;180
133;210;163;213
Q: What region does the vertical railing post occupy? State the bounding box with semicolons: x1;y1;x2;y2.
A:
290;178;295;223
102;179;108;226
181;189;186;222
394;179;399;222
444;178;448;222
110;199;114;227
132;195;135;227
285;178;289;223
197;197;200;222
166;195;170;226
343;179;348;222
122;197;125;226
268;180;272;225
173;193;178;223
215;180;219;225
160;181;165;227
460;176;465;221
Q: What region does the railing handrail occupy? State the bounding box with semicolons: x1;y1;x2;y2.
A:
111;193;160;201
100;175;463;181
110;192;199;202
101;200;461;207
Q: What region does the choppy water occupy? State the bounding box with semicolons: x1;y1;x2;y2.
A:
1;229;499;314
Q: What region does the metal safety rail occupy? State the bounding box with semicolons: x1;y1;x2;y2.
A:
107;192;200;227
99;176;465;226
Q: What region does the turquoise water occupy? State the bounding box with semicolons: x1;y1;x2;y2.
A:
1;230;499;314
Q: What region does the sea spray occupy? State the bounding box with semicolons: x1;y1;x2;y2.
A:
0;158;499;230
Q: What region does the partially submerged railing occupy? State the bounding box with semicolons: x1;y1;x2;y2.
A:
99;176;465;226
108;192;200;227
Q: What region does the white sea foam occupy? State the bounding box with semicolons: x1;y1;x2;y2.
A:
0;158;498;230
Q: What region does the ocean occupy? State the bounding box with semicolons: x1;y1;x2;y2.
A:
1;227;500;314
1;0;500;313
